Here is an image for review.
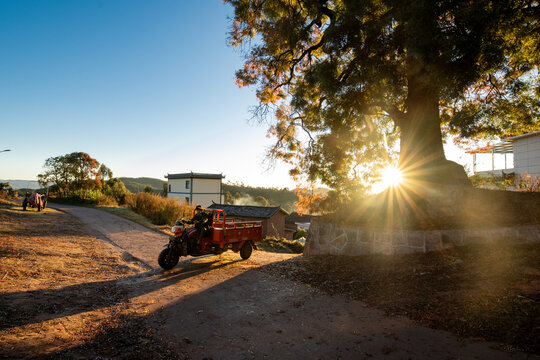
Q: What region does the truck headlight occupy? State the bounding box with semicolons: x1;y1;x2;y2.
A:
171;225;183;233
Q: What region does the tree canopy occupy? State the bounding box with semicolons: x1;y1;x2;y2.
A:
226;0;539;194
38;152;101;195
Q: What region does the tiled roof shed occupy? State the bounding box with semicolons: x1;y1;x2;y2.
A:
208;204;289;238
208;204;288;218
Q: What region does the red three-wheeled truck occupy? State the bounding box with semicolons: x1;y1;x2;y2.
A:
158;208;262;270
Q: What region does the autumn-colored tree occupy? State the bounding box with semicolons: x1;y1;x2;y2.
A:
226;0;539;194
38;152;101;195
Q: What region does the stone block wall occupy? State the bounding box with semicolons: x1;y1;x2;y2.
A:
303;218;540;257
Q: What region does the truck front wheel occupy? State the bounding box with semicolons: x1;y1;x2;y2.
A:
158;248;179;270
240;241;252;260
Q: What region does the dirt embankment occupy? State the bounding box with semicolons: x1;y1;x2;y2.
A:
262;243;540;354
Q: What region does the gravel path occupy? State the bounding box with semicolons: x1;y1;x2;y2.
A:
50;203;526;359
49;203;167;269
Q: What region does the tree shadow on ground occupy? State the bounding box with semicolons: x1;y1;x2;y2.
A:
28;254;529;360
0;257;241;331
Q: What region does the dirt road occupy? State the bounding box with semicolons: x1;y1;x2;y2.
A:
46;204;525;359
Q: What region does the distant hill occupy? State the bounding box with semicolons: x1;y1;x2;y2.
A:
0;180;40;189
222;183;298;213
119;177;165;193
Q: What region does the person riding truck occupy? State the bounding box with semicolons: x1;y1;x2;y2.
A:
186;205;210;243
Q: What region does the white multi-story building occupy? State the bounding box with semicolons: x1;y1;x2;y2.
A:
470;131;540;182
165;172;223;207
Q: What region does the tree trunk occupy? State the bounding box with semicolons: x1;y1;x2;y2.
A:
398;72;470;187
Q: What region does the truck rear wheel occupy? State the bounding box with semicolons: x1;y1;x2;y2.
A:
240;241;252;260
158;248;179;270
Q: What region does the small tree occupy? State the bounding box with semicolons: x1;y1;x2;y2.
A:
162;183;168;197
143;185;153;193
103;178;130;203
99;164;113;182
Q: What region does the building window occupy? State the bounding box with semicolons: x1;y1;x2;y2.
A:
168;184;171;192
186;180;190;189
185;197;190;204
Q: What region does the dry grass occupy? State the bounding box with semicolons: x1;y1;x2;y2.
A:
96;205;172;235
124;193;193;226
258;237;305;253
0;201;145;358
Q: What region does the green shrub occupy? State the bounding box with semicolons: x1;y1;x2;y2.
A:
125;193;193;225
294;228;308;240
262;236;304;254
103;178;130;204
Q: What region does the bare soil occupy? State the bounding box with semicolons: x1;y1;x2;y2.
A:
0;200;175;359
1;199;535;359
261;244;540;354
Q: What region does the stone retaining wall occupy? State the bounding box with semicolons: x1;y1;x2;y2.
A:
303;218;540;256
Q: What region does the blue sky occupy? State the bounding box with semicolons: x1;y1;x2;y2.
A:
0;0;296;188
0;1;504;189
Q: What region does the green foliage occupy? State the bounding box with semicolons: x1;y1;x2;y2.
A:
38;152;101;195
102;178;131;204
293;228;308;240
469;174;514;190
124;192;194;226
162;183;168;197
99;164;113;182
118;177;166;193
143;185;153;193
38;152;132;205
0;182;14;198
222;182;298;212
226;0;539;194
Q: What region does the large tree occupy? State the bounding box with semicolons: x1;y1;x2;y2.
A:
226;0;539;192
38;152;101;195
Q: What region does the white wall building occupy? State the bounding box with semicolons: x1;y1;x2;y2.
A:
472;131;540;181
165;172;223;207
511;131;540;180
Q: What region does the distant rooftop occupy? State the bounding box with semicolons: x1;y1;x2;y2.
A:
208;203;289;218
493;130;540;153
467;131;540;154
165;172;224;180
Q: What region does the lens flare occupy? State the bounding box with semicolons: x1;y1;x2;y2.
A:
382;166;403;187
372;166;403;193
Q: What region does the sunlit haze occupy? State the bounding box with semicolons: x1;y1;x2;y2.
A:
371;166;403;193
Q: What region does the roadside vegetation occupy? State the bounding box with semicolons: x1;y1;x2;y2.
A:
31;152;195;227
470;172;540;192
124;192;193;226
259;237;305;254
